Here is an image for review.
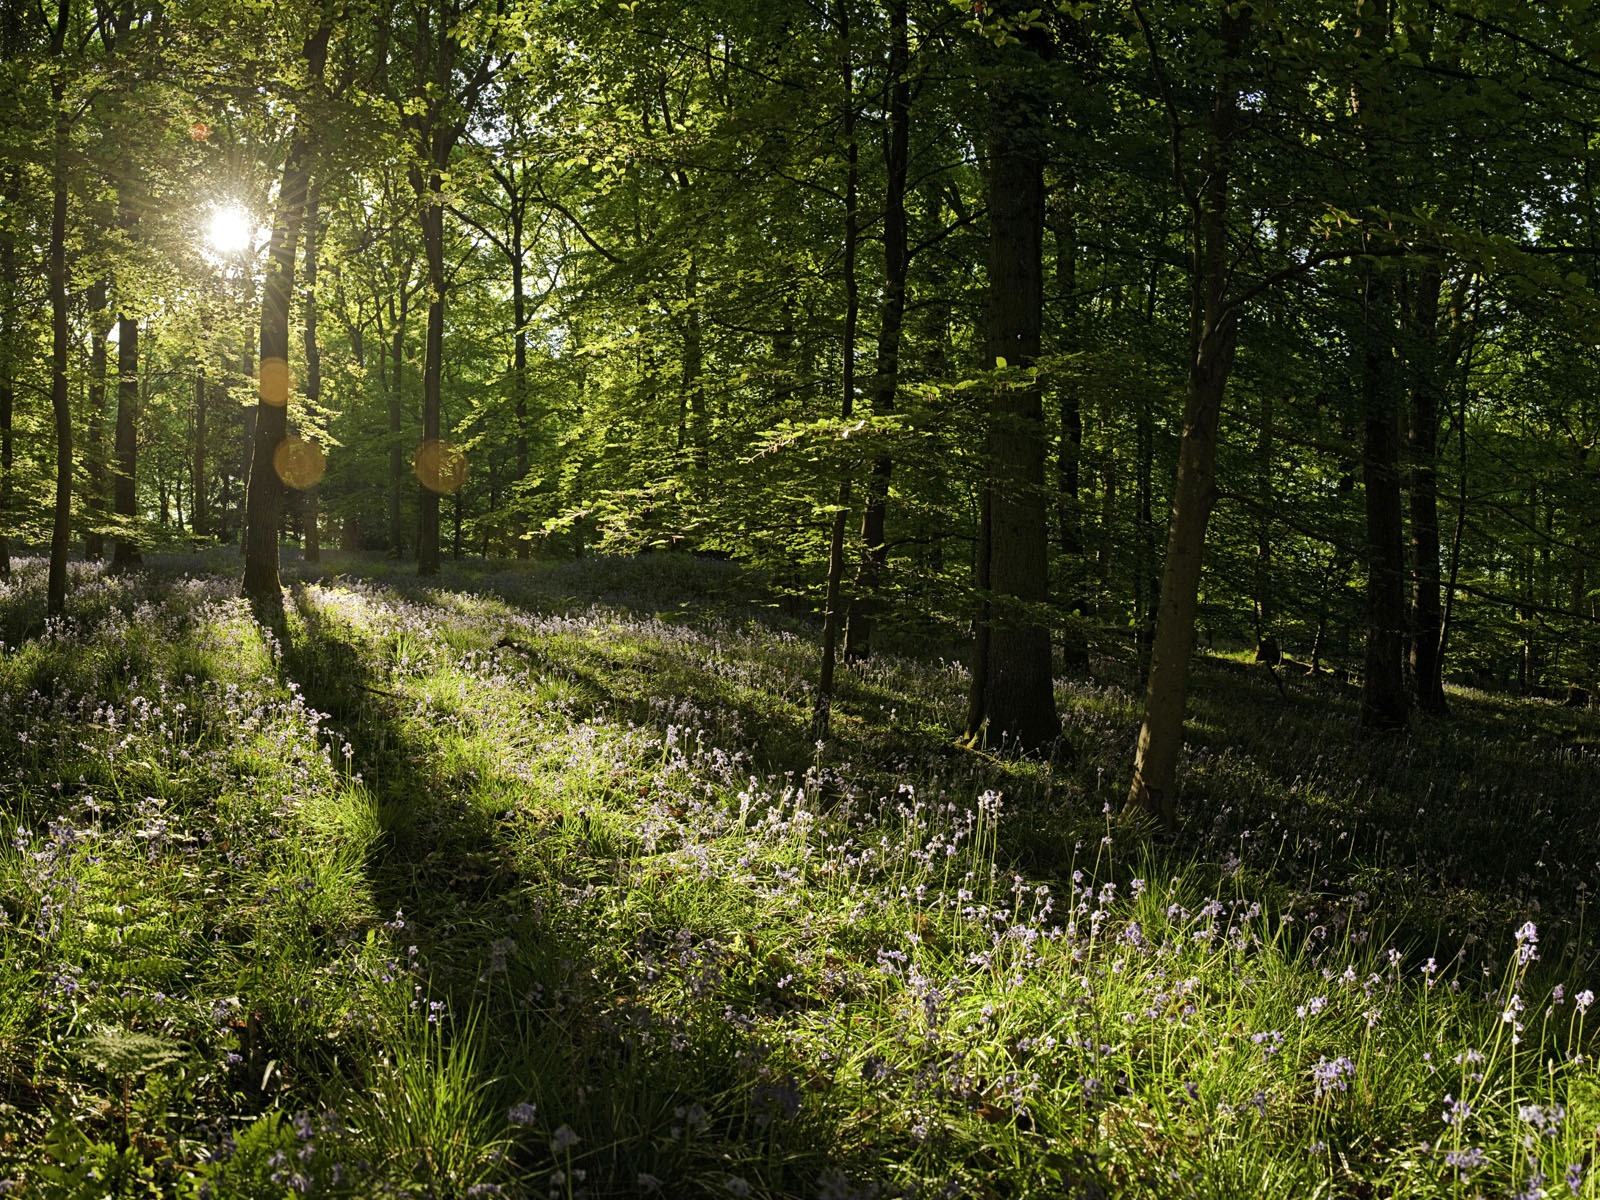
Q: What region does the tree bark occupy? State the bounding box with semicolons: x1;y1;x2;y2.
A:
508;170;530;559
0;166;14;578
242;21;330;604
84;282;110;561
1125;5;1246;826
415;170;445;576
815;0;858;738
1353;0;1409;731
302;178;322;563
1053;178;1089;673
192;366;207;538
46;0;72;616
844;0;909;663
963;8;1059;754
110;313;141;570
1406;263;1446;713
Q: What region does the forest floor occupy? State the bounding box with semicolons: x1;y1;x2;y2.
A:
2;550;1600;1198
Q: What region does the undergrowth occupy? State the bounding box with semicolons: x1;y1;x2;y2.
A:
0;551;1597;1198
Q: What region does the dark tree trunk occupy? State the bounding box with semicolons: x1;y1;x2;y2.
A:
1353;0;1409;731
387;316;405;557
47;0;72;616
844;0;909;663
110;313;141;570
1053;179;1089;673
1358;266;1410;730
84;283;109;561
1254;389;1273;647
1406;263;1446;713
964;7;1059;754
0;167;14;579
192;367;207;537
243;21;330;604
815;0;859;737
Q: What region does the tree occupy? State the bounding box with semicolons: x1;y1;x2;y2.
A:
241;12;332;606
962;1;1060;755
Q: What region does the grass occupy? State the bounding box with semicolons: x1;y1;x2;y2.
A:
1;550;1599;1197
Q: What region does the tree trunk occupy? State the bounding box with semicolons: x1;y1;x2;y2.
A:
1406;263;1446;713
510;179;530;559
1254;388;1273;647
963;11;1059;754
1053;178;1089;673
415;168;445;577
47;0;72;616
192;366;207;537
302;178;322;564
1125;5;1247;826
242;22;330;604
1352;0;1409;730
814;0;858;738
1358;265;1410;730
844;0;909;663
0;167;14;578
110;313;141;569
84;283;109;561
386;314;405;557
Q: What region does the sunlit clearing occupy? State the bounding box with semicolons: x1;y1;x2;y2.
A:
258;357;291;406
414;439;469;494
207;204;255;256
273;437;326;490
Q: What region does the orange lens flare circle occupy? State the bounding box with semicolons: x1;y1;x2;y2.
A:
259;357;292;407
273;437;326;490
414;439;469;494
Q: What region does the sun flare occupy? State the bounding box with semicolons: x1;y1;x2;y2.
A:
206;205;256;256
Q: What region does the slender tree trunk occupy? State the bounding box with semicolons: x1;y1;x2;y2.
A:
510;184;530;559
110;313;141;569
1406;262;1446;713
682;253;708;487
386;313;405;557
1358;265;1410;729
243;22;330;604
302;179;322;563
1125;5;1246;826
1254;389;1273;646
0;167;14;579
416;169;445;576
84;283;109;561
47;0;72;616
964;9;1059;754
815;1;859;737
1053;178;1089;673
844;0;909;662
192;367;207;537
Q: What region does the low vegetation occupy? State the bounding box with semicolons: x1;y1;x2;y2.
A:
2;552;1598;1198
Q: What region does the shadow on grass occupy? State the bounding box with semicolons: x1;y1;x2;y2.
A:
268;578;873;1195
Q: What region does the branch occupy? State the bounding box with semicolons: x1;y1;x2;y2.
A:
1129;0;1194;207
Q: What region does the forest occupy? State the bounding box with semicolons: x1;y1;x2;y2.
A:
4;0;1600;1195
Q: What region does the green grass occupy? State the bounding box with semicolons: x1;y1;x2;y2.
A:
1;551;1599;1197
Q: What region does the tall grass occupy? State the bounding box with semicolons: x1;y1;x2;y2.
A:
0;552;1597;1197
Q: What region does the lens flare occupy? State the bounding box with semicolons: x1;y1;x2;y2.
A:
273;437;326;490
414;439;469;494
207;205;254;256
258;357;291;407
